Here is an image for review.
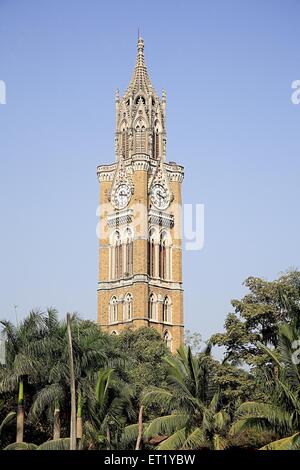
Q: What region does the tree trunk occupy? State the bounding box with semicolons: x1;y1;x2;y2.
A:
76;388;82;449
67;313;77;450
53;406;61;440
16;379;24;443
135;405;144;450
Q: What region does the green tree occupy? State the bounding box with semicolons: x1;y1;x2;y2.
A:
0;311;46;443
230;322;300;449
112;327;170;393
28;313;108;442
125;346;230;450
211;270;300;368
82;368;134;450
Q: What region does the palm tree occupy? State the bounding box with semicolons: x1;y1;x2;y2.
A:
230;323;300;450
27;309;65;440
0;311;46;442
83;368;135;450
124;346;230;450
28;313;108;442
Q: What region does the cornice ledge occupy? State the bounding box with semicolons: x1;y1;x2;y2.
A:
97;163;117;182
131;153;150;171
165;162;184;182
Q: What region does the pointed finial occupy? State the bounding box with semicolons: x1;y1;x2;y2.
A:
123;32;157;99
137;29;144;51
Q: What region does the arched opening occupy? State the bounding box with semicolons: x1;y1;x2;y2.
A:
124;228;133;276
120;121;129;158
159;231;172;280
123;292;133;321
135;95;146;105
152;121;161;158
148;293;157;321
113;231;122;280
110;231;123;280
109;296;118;324
148;227;158;277
159;234;166;279
163;296;172;323
163;330;172;351
134;120;146;154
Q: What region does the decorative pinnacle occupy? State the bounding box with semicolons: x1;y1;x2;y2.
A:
137;35;145;67
124;34;158;100
137;35;144;50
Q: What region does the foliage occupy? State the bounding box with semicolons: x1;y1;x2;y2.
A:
1;269;300;450
211;270;300;368
128;346;231;450
230;323;300;449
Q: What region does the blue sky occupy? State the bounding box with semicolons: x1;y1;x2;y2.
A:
0;0;300;345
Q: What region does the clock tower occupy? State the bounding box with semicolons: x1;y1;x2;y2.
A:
97;36;184;351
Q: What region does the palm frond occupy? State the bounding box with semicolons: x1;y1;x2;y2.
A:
214;410;230;431
142;388;174;409
257;341;281;369
0;372;19;393
157;428;186;450
29;383;65;420
95;368;114;411
144;414;188;440
259;433;300;450
0;411;16;435
182;426;208;450
37;438;71;450
4;442;38;450
122;423;140;446
212;433;229;450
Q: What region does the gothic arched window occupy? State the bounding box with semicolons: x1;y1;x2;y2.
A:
120;122;129;158
135;95;146;105
148;293;157;321
163;296;171;323
153;122;160;159
135;125;141;153
163;330;172;351
123;292;133;321
159;231;172;280
116;233;122;279
110;231;122;280
159;235;166;279
109;296;118;324
124;228;133;276
148;228;158;277
135;120;146;154
140;125;146;153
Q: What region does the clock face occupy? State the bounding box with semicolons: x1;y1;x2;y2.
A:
151;184;170;210
113;183;131;209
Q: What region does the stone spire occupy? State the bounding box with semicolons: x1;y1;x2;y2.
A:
124;34;158;99
115;35;166;161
